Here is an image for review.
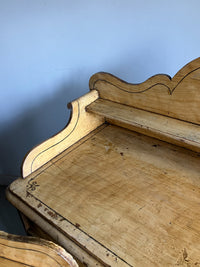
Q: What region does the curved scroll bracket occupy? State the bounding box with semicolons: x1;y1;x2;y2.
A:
22;90;104;178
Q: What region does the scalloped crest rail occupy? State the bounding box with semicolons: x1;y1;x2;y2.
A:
89;57;200;125
7;57;200;267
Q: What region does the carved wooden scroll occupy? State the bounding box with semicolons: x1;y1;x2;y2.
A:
22;90;104;178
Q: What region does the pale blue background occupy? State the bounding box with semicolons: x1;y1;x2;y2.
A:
0;0;200;184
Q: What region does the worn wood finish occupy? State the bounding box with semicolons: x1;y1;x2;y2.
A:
0;231;78;267
22;90;104;178
7;125;200;266
87;98;200;153
89;57;200;125
7;58;200;266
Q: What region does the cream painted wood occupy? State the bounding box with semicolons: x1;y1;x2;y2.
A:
87;98;200;153
22;90;104;178
89;57;200;125
0;231;78;267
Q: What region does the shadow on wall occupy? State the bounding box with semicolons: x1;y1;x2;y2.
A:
0;78;87;185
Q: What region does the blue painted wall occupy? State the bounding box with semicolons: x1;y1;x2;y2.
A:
0;0;200;184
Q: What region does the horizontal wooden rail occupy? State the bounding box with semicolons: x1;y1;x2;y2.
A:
87;99;200;153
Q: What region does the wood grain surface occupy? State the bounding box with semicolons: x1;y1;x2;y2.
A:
8;125;200;266
0;231;78;267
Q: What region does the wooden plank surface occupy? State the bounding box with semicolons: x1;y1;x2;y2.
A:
0;231;78;267
89;57;200;125
87;98;200;153
8;125;200;266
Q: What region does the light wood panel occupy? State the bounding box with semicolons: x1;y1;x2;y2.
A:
89;57;200;125
87;98;200;153
0;231;78;267
8;125;200;266
22;90;104;178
